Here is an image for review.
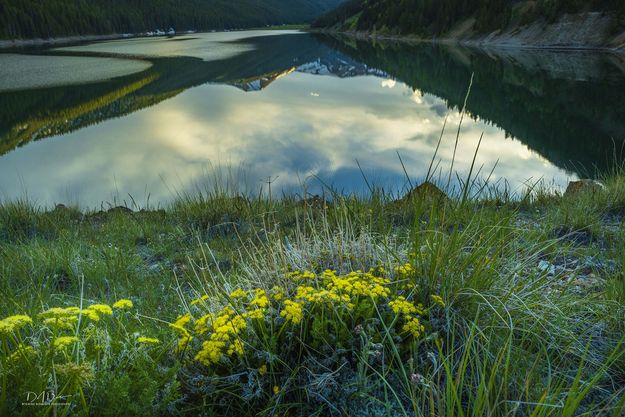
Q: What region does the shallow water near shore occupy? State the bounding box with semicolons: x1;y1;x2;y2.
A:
1;30;624;208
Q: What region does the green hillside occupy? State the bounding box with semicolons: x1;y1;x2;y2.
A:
0;0;343;39
313;0;625;37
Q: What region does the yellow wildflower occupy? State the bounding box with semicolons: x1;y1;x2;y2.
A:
389;297;419;315
175;335;193;353
230;288;248;299
44;315;77;330
288;270;315;281
194;314;215;334
431;294;445;308
173;313;192;328
250;289;269;309
39;307;80;318
112;299;133;310
281;300;303;324
246;308;264;320
54;336;79;350
81;309;100;322
271;286;285;301
402;316;425;338
396;263;414;276
137;336;160;345
226;339;244;356
190;295;209;306
273;385;280;395
86;304;113;317
258;364;268;375
0;315;32;335
170;324;191;339
323;270;391;299
213;314;247;338
195;339;226;366
295;285;316;301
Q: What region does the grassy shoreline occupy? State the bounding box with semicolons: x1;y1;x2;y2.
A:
1;174;625;415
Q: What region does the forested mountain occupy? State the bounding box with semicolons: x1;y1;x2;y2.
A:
313;0;625;38
0;0;344;39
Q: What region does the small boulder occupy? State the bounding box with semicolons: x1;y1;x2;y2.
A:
564;179;604;196
401;181;449;202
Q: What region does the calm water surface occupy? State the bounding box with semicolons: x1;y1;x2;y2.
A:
1;30;624;207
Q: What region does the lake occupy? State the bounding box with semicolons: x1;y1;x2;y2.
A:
1;30;624;208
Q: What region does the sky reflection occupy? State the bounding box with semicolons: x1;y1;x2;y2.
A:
0;68;574;208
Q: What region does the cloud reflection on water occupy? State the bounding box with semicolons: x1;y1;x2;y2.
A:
0;71;574;208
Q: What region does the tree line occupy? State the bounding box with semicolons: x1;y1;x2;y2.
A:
0;0;343;39
313;0;625;36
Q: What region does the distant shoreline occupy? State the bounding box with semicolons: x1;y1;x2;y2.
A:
0;33;137;50
0;26;308;51
310;29;625;56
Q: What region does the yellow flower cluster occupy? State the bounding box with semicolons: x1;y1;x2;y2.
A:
189;306;248;366
245;309;264;320
170;313;194;352
39;307;80;317
295;285;351;305
54;336;79;350
0;314;32;335
395;263;414;277
1;299;158;368
173;313;192;329
323;269;391;301
39;303;114;325
250;289;269;309
169;313;193;352
88;304;113;316
176;263;442;369
271;286;285;301
388;296;427;339
431;294;445;308
190;295;209;306
402;316;425;338
230;288;248;299
258;364;268;375
44;315;78;330
280;300;303;324
175;334;193;353
112;299;133;310
137;336;160;345
195;339;226;364
288;270;316;281
388;297;424;316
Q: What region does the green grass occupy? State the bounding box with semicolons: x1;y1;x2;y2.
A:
1;170;625;416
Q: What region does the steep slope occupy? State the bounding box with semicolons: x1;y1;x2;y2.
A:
0;0;344;39
313;0;625;48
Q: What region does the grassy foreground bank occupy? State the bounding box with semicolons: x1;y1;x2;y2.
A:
1;175;625;416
